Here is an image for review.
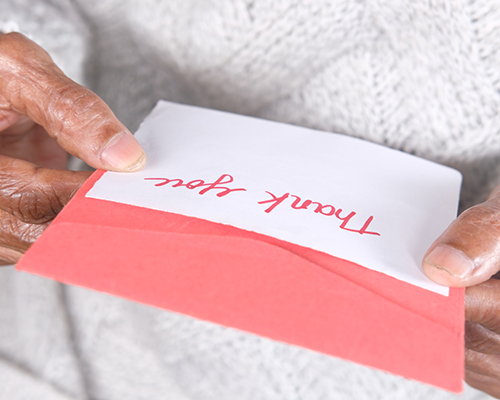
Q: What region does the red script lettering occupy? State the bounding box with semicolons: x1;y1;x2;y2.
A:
257;191;380;236
145;174;246;197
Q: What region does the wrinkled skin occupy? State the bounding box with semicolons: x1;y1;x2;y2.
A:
421;189;500;396
0;153;91;264
0;32;145;263
3;31;500;397
465;280;500;397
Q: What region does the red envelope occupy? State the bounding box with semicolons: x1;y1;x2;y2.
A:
17;169;464;392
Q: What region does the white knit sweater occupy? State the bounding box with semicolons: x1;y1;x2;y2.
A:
1;0;499;399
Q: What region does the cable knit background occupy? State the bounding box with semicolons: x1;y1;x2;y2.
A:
79;0;500;210
1;0;500;399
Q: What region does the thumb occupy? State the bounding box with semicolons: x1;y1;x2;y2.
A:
0;32;145;172
422;186;500;287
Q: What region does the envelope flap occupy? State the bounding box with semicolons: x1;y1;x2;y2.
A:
17;220;463;392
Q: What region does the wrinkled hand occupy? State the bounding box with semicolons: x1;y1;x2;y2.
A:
422;187;500;397
0;32;145;264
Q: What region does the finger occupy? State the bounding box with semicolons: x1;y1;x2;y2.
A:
465;281;500;398
465;348;500;376
466;280;500;334
0;124;69;169
422;188;500;287
0;33;145;171
0;208;47;253
0;155;91;224
466;367;500;399
465;321;500;355
0;246;23;265
0;109;33;133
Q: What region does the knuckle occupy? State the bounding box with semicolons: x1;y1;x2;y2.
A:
465;321;500;355
0;32;27;56
0;32;27;45
466;281;500;332
0;32;49;68
0;166;62;224
0;33;58;115
448;204;500;252
461;203;500;229
49;84;97;115
15;187;61;224
46;83;111;145
467;333;495;353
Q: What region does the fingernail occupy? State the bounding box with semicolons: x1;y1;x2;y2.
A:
424;245;475;279
100;132;146;171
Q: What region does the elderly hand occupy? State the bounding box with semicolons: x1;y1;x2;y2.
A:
0;32;145;264
422;187;500;397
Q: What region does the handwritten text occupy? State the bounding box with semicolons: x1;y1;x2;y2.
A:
257;191;380;236
144;174;246;197
145;174;380;236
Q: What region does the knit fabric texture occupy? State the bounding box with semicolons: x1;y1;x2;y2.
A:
1;0;499;399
